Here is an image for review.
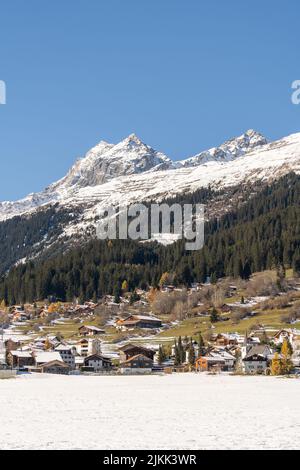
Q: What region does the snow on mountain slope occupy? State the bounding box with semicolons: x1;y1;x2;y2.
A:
0;133;173;220
179;129;268;167
51;133;173;191
0;130;299;227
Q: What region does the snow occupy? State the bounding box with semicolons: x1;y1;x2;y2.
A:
0;128;295;224
0;129;300;257
1;373;300;450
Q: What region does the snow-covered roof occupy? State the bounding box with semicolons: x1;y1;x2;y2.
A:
35;352;62;364
10;350;32;358
80;325;104;332
55;344;73;351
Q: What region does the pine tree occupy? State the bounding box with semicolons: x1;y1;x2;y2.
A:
188;341;195;365
178;336;185;363
113;285;121;304
210;307;219;323
197;332;205;356
158;345;166;364
174;341;181;366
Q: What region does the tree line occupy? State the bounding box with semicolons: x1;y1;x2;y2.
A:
0;173;299;305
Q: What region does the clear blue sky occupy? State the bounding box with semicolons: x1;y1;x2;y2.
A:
0;0;299;201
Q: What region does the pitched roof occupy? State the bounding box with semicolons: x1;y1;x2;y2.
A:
35;352;62;364
79;325;104;332
10;351;32;358
119;343;155;353
55;344;73;351
120;354;153;365
40;360;69;369
244;345;271;360
122;315;161;322
84;354;111;362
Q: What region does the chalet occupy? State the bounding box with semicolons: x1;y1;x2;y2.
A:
39;360;70;375
82;354;112;372
116;315;162;330
12;311;30;322
33;335;61;350
211;333;238;347
272;329;299;347
35;351;62;367
242;345;272;374
120;354;153;374
119;344;155;363
195;355;225;372
78;325;105;336
6;351;35;369
5;339;20;352
207;348;236;370
220;304;232;313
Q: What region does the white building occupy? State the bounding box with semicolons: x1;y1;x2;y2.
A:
76;338;102;357
242;345;272;374
55;344;76;369
83;354;112;372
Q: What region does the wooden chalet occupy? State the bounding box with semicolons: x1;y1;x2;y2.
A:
119;343;155;362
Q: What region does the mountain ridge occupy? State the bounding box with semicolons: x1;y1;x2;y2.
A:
0;128;272;221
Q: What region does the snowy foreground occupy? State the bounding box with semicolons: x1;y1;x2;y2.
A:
1;373;300;450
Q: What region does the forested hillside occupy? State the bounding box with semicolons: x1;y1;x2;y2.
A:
0;173;299;305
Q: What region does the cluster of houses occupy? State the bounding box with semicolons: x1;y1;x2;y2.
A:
1;326;300;377
9;302;99;323
194;329;300;374
1;332;159;375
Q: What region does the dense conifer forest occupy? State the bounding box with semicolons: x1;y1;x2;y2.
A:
0;173;299;305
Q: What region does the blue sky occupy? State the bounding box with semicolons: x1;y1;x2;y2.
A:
0;0;299;200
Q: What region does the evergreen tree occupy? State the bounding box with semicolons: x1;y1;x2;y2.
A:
158;345;166;364
113;285;121;304
197;332;205;356
178;336;185;363
210;307;219;323
188;341;195;365
174;341;181;366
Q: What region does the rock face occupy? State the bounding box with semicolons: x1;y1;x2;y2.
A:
51;133;173;191
179;129;268;167
0;129;299;227
0;128;300;270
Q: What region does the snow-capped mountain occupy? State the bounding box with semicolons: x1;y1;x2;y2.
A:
51;133;173;192
179;129;268;167
0;129;300;228
0;128;299;271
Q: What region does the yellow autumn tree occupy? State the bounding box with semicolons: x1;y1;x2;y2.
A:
270;352;282;376
44;338;52;350
121;280;128;292
159;272;170;287
148;287;158;304
281;339;293;375
48;302;61;314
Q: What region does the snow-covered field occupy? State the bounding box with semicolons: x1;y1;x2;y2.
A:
1;373;300;450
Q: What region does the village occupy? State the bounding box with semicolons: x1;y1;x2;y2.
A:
1;268;300;380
